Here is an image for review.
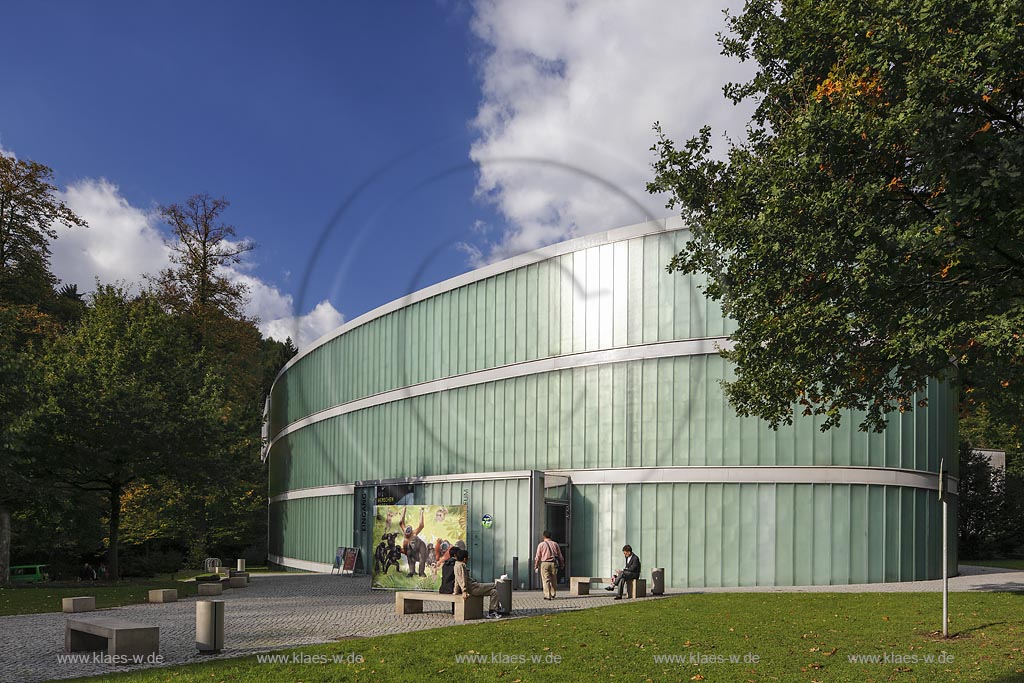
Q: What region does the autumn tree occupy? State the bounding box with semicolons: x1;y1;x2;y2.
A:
0;154;87;305
149;193;272;564
648;0;1024;433
0;153;85;582
154;193;253;327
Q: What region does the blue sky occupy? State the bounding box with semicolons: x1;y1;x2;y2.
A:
1;1;752;347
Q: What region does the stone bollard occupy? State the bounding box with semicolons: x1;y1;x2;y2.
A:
651;568;665;595
236;559;245;572
62;596;95;613
196;600;225;653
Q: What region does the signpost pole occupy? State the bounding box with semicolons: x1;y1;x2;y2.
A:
939;458;948;638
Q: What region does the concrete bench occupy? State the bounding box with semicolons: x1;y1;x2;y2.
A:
148;589;177;603
65;617;159;659
569;577;606;595
62;596;95;613
624;578;647;598
225;575;246;588
395;591;484;621
198;582;223;596
229;570;250;584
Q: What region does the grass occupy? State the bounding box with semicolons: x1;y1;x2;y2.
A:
52;591;1024;683
962;559;1024;571
0;574;199;616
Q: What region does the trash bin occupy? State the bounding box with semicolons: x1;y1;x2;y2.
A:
651;568;665;595
495;578;512;615
196;600;225;653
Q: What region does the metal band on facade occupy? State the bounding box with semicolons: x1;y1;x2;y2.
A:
267;554;335;574
268;465;958;505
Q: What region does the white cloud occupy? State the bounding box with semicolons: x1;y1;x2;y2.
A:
466;0;756;263
259;300;344;350
42;174;340;348
51;179;170;291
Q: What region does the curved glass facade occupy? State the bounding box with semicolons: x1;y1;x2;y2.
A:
266;218;957;587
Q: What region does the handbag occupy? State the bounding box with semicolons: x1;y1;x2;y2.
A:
545;540;563;570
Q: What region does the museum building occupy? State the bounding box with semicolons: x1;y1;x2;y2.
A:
264;217;958;588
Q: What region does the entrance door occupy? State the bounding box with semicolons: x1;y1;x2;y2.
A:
544;501;570;584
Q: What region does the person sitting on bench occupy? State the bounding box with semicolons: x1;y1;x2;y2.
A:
439;547;459;614
608;544;641;600
453;549;502;619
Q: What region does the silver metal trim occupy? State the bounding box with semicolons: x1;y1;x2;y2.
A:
267;553;334;574
269;484;355;503
266;337;729;451
270;217;689;390
548;466;960;496
268;465;959;504
269;470;536;504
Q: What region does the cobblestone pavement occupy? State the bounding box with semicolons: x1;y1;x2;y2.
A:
1;564;1021;683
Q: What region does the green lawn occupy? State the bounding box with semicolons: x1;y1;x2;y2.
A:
0;576;199;616
56;591;1024;683
962;559;1024;571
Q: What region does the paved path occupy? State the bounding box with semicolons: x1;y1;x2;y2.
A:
1;564;1020;683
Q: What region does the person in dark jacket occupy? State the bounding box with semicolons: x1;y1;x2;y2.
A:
439;548;460;614
611;545;641;600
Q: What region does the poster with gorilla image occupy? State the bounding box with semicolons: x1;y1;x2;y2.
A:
371;504;467;590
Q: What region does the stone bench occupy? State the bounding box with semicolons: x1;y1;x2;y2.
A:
198;582;223;596
229;570;250;584
224;575;246;589
148;589;177;603
395;591;484;621
624;578;647;598
569;577;606;595
62;596;95;613
65;617;159;659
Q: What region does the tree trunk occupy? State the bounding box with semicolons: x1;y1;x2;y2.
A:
108;485;121;580
0;505;10;585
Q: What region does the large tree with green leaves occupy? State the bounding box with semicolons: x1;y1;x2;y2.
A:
648;0;1023;432
44;286;220;579
0;154;87;305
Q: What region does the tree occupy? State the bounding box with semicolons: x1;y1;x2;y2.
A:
153;193;254;325
43;286;215;579
0;306;56;583
648;0;1024;432
0;154;87;305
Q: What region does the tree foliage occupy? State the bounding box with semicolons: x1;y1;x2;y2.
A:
0;154;87;305
154;193;254;323
648;0;1024;432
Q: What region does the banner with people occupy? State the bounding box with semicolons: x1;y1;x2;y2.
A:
371;504;467;590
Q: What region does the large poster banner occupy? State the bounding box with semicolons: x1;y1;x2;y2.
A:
371;504;467;590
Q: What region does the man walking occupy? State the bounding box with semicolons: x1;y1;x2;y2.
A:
534;530;564;600
611;544;641;600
